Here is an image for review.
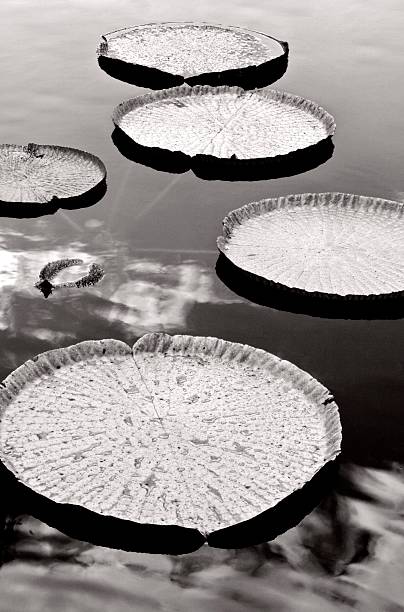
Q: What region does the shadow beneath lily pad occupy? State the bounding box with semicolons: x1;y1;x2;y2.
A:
98;56;185;89
208;460;338;549
112;127;334;182
0;461;205;556
216;252;404;320
193;137;334;181
0;456;338;554
112;128;189;175
98;48;288;91
0;178;107;219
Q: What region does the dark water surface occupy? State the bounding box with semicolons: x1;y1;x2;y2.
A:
0;1;404;609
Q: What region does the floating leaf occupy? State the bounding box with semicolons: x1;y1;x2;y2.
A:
112;86;335;180
0;333;341;553
217;193;404;317
0;144;106;209
35;258;105;298
98;22;288;89
113;86;334;159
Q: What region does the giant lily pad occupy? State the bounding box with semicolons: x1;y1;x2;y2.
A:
98;22;289;89
112;86;335;181
0;144;106;214
217;193;404;318
0;333;341;553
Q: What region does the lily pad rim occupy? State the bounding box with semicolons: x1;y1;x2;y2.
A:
0;332;341;436
97;20;289;70
112;84;336;162
0;454;338;553
217;191;404;300
0;333;341;536
0;143;107;206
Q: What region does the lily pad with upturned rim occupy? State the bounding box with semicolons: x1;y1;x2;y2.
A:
0;333;341;553
35;258;105;298
0;144;107;213
112;85;335;181
97;22;289;89
217;193;404;318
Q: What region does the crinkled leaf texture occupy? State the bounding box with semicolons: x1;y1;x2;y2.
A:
113;86;335;163
0;333;341;552
98;22;288;88
218;192;404;298
0;144;106;205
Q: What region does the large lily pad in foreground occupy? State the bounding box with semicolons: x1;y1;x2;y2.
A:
0;333;341;553
98;22;288;89
112;86;335;181
217;193;404;318
0;144;106;214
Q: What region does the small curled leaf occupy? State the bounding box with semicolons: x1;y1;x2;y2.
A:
35;258;105;298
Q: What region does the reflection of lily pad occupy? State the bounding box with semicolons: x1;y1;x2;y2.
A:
35;258;105;298
98;22;288;89
112;86;335;180
0;333;341;553
217;193;404;317
0;144;106;209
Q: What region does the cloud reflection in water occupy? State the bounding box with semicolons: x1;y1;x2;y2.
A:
96;259;239;332
0;224;239;377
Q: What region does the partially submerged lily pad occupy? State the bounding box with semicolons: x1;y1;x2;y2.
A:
217;193;404;318
0;333;341;553
98;22;288;89
112;85;335;180
0;144;106;211
35;258;105;298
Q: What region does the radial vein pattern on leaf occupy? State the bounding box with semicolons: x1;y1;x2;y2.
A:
116;88;332;159
221;193;404;295
0;336;341;534
104;23;280;77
